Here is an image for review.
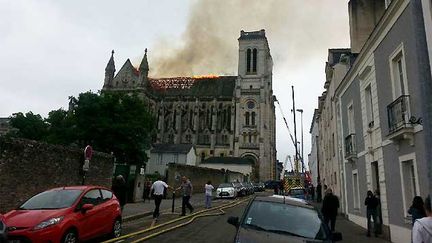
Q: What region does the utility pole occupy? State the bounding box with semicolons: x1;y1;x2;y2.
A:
296;109;304;173
291;86;299;174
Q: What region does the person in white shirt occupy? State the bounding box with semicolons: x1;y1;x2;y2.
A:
413;195;432;243
150;176;172;219
204;181;214;209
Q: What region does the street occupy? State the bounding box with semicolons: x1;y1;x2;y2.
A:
111;192;390;243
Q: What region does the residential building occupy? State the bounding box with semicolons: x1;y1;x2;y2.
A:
308;109;319;187
332;0;432;242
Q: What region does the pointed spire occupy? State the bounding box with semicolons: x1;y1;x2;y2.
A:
105;50;115;72
139;48;149;72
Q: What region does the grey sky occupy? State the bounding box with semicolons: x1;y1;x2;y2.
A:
0;0;350;170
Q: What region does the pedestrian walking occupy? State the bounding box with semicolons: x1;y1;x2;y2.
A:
150;176;172;220
374;189;383;235
112;175;127;211
311;184;315;201
412;195;432;243
177;176;194;216
204;181;214;209
142;179;152;203
365;190;380;237
409;196;427;226
321;188;339;232
317;182;322;202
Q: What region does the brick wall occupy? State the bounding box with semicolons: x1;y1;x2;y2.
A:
0;138;114;213
166;163;244;197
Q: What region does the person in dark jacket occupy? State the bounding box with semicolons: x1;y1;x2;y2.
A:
317;182;322;202
112;175;127;211
408;196;426;226
321;188;339;232
365;190;379;237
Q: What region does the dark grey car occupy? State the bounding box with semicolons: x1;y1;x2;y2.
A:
228;195;342;243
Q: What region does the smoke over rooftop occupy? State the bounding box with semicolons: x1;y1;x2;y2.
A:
147;0;349;77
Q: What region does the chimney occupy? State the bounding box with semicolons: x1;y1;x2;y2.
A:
348;0;386;53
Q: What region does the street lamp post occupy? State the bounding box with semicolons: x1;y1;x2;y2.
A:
296;109;304;173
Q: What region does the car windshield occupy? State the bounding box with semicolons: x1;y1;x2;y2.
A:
290;189;305;195
19;189;83;210
219;183;233;188
242;201;328;240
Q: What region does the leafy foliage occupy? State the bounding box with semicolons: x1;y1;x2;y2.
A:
8;92;156;165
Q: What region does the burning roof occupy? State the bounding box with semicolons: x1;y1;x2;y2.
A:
149;75;220;90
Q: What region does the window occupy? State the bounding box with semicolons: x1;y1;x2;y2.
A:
347;104;355;134
220;153;224;157
365;85;374;126
353;171;360;209
246;49;251;73
332;133;335;157
174;154;178;163
81;189;102;206
248;134;252;143
252;48;258;73
201;152;205;162
401;159;419;216
390;45;408;99
251;112;256;125
245;112;250;125
101;189;113;202
334;172;337;185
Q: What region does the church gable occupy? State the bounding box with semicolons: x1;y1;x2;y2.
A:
112;59;139;89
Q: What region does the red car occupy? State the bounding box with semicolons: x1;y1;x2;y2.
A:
4;186;122;243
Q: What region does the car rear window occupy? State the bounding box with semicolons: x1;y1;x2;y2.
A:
19;189;83;210
242;201;327;240
218;183;233;188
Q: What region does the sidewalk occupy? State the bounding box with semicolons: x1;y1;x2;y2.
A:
122;193;210;221
311;202;389;243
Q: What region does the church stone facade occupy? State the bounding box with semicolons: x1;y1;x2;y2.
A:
102;30;276;181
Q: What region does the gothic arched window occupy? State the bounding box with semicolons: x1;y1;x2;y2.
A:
252;48;258;73
251;112;256;126
246;49;252;73
245;112;250;125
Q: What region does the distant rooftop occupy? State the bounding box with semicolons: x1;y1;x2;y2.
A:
201;156;254;165
150;143;194;154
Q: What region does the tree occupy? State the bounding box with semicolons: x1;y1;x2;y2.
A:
8;91;156;165
8;112;48;140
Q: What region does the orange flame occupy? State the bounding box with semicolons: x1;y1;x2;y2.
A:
192;74;219;79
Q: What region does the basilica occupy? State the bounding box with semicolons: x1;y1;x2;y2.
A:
102;30;276;180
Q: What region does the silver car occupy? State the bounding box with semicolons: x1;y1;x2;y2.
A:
216;183;237;198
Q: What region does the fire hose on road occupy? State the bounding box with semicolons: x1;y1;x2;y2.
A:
103;197;251;243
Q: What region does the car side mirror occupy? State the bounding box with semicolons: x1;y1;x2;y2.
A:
227;216;239;228
81;203;94;213
332;232;342;242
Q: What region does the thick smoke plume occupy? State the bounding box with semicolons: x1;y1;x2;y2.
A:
149;0;349;77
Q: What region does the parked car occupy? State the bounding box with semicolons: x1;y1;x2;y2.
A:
252;182;265;192
227;195;342;242
4;186;122;243
233;182;247;197
264;180;280;189
0;214;7;243
216;183;237;199
245;182;255;195
287;187;307;200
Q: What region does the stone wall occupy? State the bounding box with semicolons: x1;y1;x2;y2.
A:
166;163;244;196
0;138;114;213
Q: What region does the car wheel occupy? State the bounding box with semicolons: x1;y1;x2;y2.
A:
111;218;122;238
62;229;78;243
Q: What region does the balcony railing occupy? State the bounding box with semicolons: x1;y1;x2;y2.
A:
387;95;410;134
345;134;356;160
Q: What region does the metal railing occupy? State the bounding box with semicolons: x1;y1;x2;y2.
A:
345;133;356;158
387;95;410;134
